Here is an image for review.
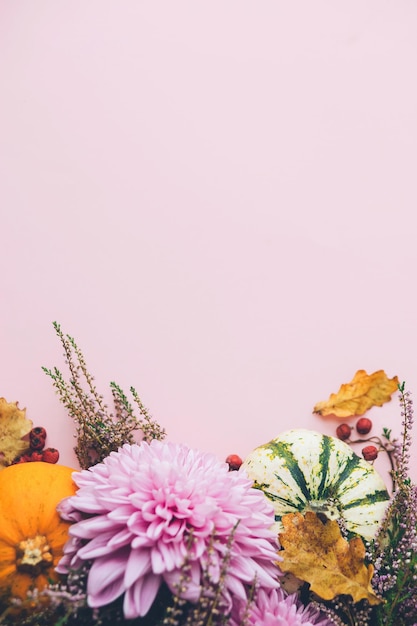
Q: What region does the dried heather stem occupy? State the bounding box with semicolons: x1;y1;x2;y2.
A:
369;386;417;626
43;322;167;468
130;386;166;442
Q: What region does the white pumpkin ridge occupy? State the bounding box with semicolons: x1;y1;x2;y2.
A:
242;428;390;541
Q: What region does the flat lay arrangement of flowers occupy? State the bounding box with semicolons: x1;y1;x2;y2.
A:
0;323;416;626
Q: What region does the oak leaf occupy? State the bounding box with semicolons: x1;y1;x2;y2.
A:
0;398;33;467
313;369;399;417
278;512;381;605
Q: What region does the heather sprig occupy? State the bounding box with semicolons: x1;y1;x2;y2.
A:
370;482;417;625
369;385;417;626
392;383;414;484
42;322;166;468
162;525;249;626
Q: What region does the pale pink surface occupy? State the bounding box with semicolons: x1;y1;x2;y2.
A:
0;2;416;482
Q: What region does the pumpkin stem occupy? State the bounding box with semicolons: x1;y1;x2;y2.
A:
16;535;53;576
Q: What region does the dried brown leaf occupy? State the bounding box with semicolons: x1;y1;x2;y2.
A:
313;369;399;417
0;398;33;467
279;512;381;604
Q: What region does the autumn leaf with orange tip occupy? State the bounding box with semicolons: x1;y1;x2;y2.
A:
313;369;399;418
278;512;381;605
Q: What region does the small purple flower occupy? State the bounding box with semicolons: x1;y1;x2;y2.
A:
57;440;280;619
230;587;334;626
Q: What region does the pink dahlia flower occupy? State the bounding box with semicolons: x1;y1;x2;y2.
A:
230;587;334;626
57;440;280;619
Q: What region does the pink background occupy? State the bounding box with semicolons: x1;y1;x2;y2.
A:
1;1;416;482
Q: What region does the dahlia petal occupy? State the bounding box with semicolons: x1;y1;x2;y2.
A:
59;440;281;618
163;569;201;602
56;536;84;573
150;546;165;574
70;495;108;515
163;518;184;537
251;559;281;586
57;496;82;522
109;504;136;522
124;548;152;588
225;572;248;601
150;539;183;574
108;527;134;549
155;502;174;519
87;554;127;606
131;534;153;548
123;573;161;619
77;531;119;558
228;554;259;581
230;587;333;626
69;515;120;539
95;493;130;508
141;502;157;521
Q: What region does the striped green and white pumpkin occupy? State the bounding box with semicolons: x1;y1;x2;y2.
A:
242;428;390;540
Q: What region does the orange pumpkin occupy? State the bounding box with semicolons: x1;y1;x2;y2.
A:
0;462;77;601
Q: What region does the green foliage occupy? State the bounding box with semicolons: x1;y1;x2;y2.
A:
42;322;166;469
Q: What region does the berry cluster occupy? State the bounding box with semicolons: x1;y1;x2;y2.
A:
13;427;60;464
336;418;379;461
335;416;398;474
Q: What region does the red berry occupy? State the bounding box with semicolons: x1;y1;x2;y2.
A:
362;445;378;462
226;454;243;471
336;424;352;441
356;418;372;435
42;448;60;464
29;436;46;451
30;427;47;439
28;451;43;462
15;454;31;463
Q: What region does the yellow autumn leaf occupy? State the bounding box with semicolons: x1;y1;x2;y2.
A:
313;369;399;417
278;512;381;605
0;398;33;467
